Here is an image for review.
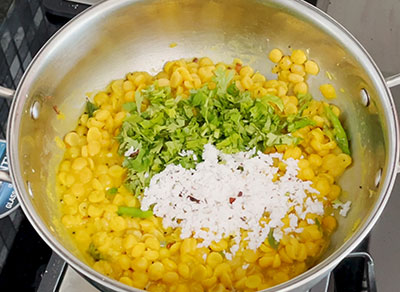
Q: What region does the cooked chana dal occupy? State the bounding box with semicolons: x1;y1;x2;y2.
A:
57;48;352;291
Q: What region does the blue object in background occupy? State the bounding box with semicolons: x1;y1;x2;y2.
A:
0;140;18;218
0;0;54;284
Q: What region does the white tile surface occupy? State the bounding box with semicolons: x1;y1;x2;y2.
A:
59;266;100;292
327;0;400;76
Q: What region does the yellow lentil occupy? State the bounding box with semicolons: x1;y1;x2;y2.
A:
56;52;352;292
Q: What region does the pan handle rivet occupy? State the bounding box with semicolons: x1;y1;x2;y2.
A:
375;168;382;188
360;89;370;107
30;100;41;120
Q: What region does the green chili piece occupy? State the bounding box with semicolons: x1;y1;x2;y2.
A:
325;106;351;155
268;229;279;250
117;206;153;218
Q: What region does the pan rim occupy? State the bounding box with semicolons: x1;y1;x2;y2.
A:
6;0;399;291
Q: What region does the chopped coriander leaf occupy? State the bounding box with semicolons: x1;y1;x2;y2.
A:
135;91;144;114
287;117;315;133
122;102;137;113
261;95;284;112
333;199;343;205
227;83;239;96
107;187;118;195
88;243;103;261
315;218;321;230
213;67;234;96
297;93;313;116
86;100;98;118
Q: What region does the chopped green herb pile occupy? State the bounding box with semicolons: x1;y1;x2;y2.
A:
117;68;334;195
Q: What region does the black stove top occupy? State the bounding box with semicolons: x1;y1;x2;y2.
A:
0;1;56;291
0;1;372;292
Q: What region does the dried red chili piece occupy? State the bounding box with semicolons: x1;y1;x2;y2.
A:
235;63;242;73
188;195;200;203
53;105;60;114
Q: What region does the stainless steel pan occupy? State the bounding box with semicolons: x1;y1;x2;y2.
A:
1;0;400;291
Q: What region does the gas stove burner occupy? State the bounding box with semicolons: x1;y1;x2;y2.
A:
42;0;92;20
